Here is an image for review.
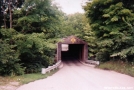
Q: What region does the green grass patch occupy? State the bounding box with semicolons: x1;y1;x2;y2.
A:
97;60;134;77
19;69;58;84
0;69;58;86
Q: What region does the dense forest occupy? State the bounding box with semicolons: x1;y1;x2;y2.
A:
0;0;134;76
84;0;134;62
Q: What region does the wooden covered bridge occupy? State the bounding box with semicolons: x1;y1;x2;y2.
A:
56;36;88;62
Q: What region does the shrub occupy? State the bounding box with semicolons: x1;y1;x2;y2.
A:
15;33;55;73
0;40;25;76
96;51;110;62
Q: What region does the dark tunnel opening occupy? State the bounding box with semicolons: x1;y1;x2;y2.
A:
61;44;84;62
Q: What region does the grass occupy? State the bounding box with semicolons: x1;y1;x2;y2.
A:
0;69;58;86
97;60;134;77
19;69;58;84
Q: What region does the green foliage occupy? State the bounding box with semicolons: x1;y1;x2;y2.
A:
19;70;58;84
0;69;58;86
13;0;61;37
111;46;134;59
0;28;18;39
84;0;134;61
98;60;134;77
60;13;85;38
96;51;110;62
0;0;62;76
0;0;24;28
83;19;97;57
14;33;55;73
0;39;25;76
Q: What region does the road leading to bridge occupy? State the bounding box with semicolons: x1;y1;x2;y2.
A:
17;60;134;90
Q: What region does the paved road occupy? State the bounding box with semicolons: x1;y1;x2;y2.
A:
17;60;134;90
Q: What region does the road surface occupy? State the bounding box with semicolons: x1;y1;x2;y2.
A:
17;60;134;90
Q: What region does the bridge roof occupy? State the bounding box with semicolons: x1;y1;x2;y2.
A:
58;35;87;44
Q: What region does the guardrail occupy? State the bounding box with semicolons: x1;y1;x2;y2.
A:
85;60;100;65
41;60;62;74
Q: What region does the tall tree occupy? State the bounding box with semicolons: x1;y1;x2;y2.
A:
13;0;61;37
0;0;64;75
0;0;24;28
84;0;134;61
60;13;86;38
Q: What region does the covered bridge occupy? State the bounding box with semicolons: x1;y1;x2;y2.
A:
56;36;88;62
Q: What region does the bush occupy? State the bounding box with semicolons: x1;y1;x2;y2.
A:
0;29;56;75
19;52;54;73
15;33;55;73
0;40;25;76
96;51;110;62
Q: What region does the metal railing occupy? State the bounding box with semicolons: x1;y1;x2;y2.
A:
85;60;99;65
41;60;61;74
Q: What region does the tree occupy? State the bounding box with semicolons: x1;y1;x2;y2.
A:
13;33;56;73
84;0;134;61
12;0;61;37
60;13;86;38
83;20;97;59
0;28;25;76
11;0;62;73
0;0;64;75
0;0;24;28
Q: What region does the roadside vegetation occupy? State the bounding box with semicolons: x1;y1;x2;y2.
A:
0;0;87;76
97;60;134;77
0;69;58;86
0;0;134;85
84;0;134;77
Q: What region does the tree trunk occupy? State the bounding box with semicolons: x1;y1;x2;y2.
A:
9;0;12;28
3;15;6;28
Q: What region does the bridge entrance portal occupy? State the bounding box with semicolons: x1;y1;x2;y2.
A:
57;36;88;62
61;44;84;61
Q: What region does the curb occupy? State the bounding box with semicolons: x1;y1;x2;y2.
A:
80;61;96;68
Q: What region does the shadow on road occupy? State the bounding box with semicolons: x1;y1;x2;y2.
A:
62;59;82;66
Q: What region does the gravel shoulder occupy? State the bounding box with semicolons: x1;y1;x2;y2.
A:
16;60;134;90
0;82;19;90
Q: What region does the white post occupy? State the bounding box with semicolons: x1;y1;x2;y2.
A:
41;68;46;74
